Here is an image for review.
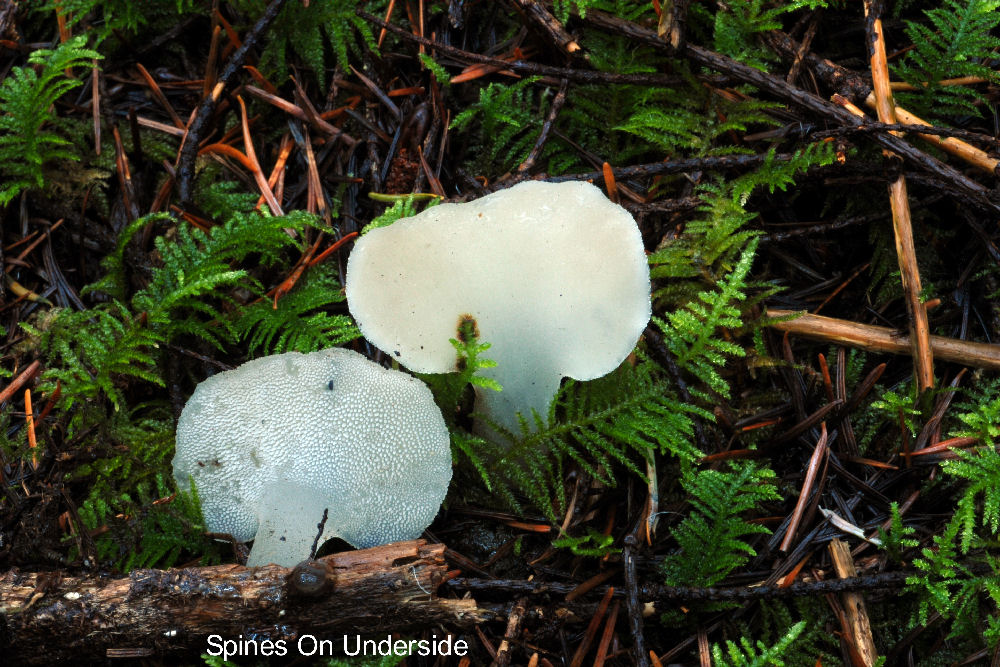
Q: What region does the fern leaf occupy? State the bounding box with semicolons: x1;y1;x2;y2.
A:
893;0;1000;117
712;621;807;667
487;362;707;516
0;36;101;204
662;461;781;587
450;78;545;174
655;238;756;398
235;264;359;355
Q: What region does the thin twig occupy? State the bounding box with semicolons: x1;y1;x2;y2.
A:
0;361;41;406
358;10;688;88
623;536;650;667
862;93;999;174
517;78;568;174
829;538;879;666
766;309;1000;371
506;0;582;56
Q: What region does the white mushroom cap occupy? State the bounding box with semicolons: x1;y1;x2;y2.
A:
172;348;451;567
345;180;651;436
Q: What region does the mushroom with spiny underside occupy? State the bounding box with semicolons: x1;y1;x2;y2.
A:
172;347;452;568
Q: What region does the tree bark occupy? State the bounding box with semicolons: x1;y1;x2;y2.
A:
0;540;490;663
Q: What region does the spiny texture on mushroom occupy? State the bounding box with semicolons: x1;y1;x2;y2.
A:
345;180;651;437
172;348;451;567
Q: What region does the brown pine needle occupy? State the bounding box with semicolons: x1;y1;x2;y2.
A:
24;389;37;469
780;423;828;553
135;63;184;129
237;95;283;216
602;162;619;203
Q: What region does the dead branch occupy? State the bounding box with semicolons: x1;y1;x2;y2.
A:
766;309;1000;371
0;540;489;664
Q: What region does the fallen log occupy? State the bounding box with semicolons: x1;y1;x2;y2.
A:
0;540;489;663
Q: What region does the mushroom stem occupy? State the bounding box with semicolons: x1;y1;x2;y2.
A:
248;479;332;568
474;358;561;438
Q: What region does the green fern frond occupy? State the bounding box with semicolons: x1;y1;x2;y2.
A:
0;36;102;204
451;78;546;174
231;0;383;87
552;0;598;23
551;4;661;173
713;0;826;70
905;444;1000;641
649;143;830;307
952;387;1000;445
870;383;922;437
648;191;756;300
361;195;432;235
879;501;919;564
36;0;198;36
654;238;756;399
754;600;840;665
731;142;835;196
66;403;175;499
552;528;619;557
136;212;310;344
907;513;993;633
32;207;320;413
235;264;359;355
662;461;781;587
73;474;223;570
711;621;807;667
418;320;502;430
24;302;164;412
419;53;452;87
893;0;1000;117
615;84;781;156
942;447;1000;550
490;362;707;516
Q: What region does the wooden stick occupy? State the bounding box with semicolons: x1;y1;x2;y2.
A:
863;92;998;174
507;0;582;55
766;309;1000;371
491;597;527;667
828;538;879;666
236;95;283;216
0;540;489;664
863;0;934;391
890;75;986;91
